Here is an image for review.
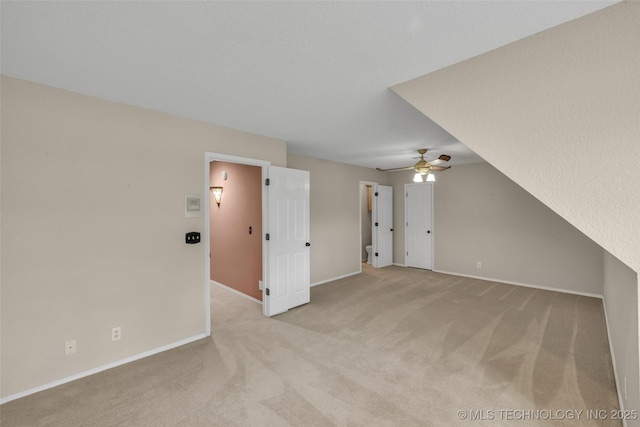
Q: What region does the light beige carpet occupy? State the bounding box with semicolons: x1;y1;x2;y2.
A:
0;265;620;426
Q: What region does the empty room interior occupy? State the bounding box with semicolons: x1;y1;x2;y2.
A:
1;1;639;426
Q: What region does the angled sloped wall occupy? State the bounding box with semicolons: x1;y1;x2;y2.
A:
393;1;639;418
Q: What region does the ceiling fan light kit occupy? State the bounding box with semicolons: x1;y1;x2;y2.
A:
413;172;436;182
377;149;451;182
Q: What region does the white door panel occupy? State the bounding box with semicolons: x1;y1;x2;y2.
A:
265;166;310;316
405;184;433;270
373;185;393;268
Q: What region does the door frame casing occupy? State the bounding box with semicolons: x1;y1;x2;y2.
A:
204;153;270;335
404;182;435;270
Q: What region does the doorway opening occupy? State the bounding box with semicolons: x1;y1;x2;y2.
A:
209;161;263;302
359;181;393;270
204;153;269;335
360;183;373;265
204;153;311;327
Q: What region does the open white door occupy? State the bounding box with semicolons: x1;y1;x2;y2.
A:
373;185;393;268
264;166;310;317
405;183;433;270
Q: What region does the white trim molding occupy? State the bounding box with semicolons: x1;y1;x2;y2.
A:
211;280;263;304
433;269;603;299
0;334;207;405
311;271;360;287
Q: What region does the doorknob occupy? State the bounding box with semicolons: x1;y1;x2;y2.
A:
306;242;311;247
427;230;431;234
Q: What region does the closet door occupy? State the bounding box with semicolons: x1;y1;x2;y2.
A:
405;183;433;270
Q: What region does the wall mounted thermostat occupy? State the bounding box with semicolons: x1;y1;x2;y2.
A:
185;232;201;244
184;194;202;218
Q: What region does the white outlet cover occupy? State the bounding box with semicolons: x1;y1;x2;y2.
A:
112;327;121;341
65;339;76;355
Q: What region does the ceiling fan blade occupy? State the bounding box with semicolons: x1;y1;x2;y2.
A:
428;154;452;166
430;165;451;171
376;165;414;172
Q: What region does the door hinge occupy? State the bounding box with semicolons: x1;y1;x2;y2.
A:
266;233;270;240
265;178;270;186
266;288;270;296
375;192;379;196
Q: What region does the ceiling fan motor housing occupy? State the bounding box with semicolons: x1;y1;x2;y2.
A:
414;150;431;175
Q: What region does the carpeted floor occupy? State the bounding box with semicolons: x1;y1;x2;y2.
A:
0;265;620;426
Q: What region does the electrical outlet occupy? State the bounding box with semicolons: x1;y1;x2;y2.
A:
477;261;482;268
65;339;76;355
258;280;263;291
112;327;121;341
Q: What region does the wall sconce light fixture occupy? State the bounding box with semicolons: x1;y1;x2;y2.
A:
210;186;223;207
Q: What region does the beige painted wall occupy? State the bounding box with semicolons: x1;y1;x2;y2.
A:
0;76;286;398
286;154;390;284
392;2;639;418
392;164;604;295
604;252;639;419
392;1;640;276
451;163;602;294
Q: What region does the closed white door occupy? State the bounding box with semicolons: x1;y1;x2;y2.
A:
405;183;433;270
373;185;393;268
264;166;310;317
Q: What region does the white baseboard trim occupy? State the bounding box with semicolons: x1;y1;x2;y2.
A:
311;271;360;287
210;280;262;304
0;333;207;405
601;299;628;426
432;269;604;299
393;263;407;267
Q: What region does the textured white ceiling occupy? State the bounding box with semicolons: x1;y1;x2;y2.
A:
0;1;617;169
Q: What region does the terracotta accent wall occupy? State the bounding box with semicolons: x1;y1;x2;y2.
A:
210;161;262;301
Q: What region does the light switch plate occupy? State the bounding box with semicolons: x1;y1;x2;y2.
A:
185;194;202;218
